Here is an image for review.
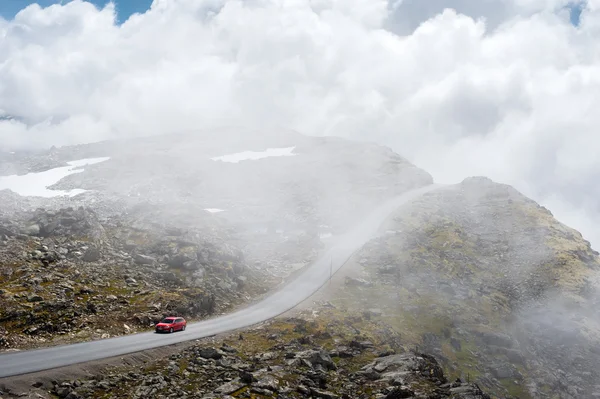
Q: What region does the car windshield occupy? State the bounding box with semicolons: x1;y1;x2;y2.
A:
161;318;175;324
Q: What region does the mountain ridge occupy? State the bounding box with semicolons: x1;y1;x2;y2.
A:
330;175;600;398
1;131;598;399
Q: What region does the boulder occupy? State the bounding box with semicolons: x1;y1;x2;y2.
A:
297;350;336;370
199;347;224;360
82;247;101;262
134;254;156;265
345;277;373;287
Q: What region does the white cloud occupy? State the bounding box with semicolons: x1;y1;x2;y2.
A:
1;0;600;248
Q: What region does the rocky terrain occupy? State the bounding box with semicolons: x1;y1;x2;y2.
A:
0;130;434;351
3;131;600;398
0;204;282;350
1;129;433;234
336;177;600;399
0;150;67;177
0;305;491;399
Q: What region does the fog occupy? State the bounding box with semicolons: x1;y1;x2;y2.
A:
0;0;596;249
1;3;600;396
0;157;109;197
345;179;600;397
0;0;599;248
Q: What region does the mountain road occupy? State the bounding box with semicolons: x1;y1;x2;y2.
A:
0;184;440;378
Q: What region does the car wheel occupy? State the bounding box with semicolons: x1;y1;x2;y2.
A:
169;328;174;333
182;325;186;331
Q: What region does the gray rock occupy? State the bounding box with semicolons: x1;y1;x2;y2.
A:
183;260;202;271
345;277;373;287
22;224;40;236
125;277;138;286
298;350;336;370
31;250;43;259
449;383;490;398
236;276;247;286
27;294;43;302
65;390;83;399
310;388;339;399
450;338;462;351
256;352;278;361
167;253;197;268
239;371;255;383
214;379;245;395
365;354;445;382
134;254;156;265
199;347;224;359
193;268;206;278
55;387;72;398
491;364;516;379
82;247;101;262
478;331;514;348
379;264;396;274
384;387;415;398
332;346;354;358
254;374;279;392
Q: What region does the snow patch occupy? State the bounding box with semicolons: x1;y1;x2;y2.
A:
204;208;225;213
211;147;296;163
0;157;110;197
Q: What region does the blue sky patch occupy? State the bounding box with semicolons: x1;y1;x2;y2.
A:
567;1;585;26
0;0;153;23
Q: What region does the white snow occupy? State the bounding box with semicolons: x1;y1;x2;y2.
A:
204;208;225;213
0;157;110;197
211;147;296;163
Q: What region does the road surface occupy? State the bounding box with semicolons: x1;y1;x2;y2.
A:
0;184;440;378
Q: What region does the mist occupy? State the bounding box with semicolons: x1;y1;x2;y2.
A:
343;178;600;397
1;0;599;250
2;3;600;396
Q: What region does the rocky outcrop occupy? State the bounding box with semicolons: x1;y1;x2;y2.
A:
27;207;105;241
2;308;490;399
0;130;435;350
4;136;592;398
20;129;434;235
0;207;276;350
342;177;600;398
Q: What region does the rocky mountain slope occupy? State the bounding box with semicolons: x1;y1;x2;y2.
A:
0;304;491;399
1;129;432;234
336;176;600;399
2;131;599;399
0;130;434;350
0;204;278;350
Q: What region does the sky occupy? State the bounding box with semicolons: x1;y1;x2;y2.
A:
0;0;153;23
0;1;586;25
0;0;599;249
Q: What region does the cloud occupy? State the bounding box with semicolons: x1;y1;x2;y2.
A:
1;0;600;249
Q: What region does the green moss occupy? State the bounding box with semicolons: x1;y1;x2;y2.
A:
103;281;130;296
410;379;440;396
178;358;189;373
441;339;482;382
500;381;528;398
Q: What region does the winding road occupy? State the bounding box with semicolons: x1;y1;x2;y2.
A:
0;184;439;378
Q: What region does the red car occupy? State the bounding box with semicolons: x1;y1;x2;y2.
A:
155;316;187;333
